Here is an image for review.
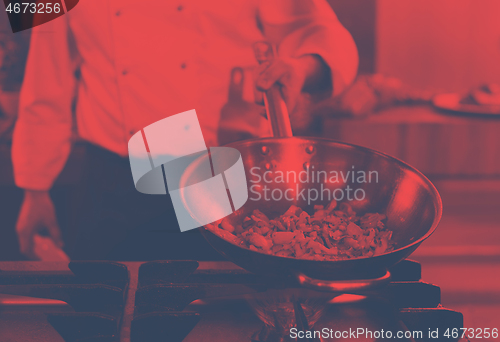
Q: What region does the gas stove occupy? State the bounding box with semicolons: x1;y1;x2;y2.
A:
0;260;463;342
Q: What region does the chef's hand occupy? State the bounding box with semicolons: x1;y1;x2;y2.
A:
254;54;331;113
16;190;63;259
218;67;267;145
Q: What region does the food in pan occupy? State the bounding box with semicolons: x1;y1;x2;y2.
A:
206;200;394;261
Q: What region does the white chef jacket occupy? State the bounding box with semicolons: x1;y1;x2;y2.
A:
12;0;358;190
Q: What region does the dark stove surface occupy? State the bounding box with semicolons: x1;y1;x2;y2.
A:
0;260;463;342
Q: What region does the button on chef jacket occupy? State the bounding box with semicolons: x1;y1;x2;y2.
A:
12;0;359;190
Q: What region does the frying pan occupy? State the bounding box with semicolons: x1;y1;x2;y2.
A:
180;43;442;292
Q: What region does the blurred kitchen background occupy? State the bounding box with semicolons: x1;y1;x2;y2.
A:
1;0;499;333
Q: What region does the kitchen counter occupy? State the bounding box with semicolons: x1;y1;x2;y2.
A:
411;179;500;332
322;105;500;176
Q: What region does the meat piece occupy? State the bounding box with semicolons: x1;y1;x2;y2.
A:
247;233;272;250
221;219;235;233
346;222;363;238
283;205;301;217
272;232;296;245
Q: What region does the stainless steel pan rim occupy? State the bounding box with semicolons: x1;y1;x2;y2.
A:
220;135;443;261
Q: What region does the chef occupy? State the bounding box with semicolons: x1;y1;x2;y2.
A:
12;0;358;260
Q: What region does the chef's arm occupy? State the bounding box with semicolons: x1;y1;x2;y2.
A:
257;0;359;98
12;15;78;190
12;15;79;258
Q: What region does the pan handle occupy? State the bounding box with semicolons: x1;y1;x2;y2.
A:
295;270;391;293
253;41;293;138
